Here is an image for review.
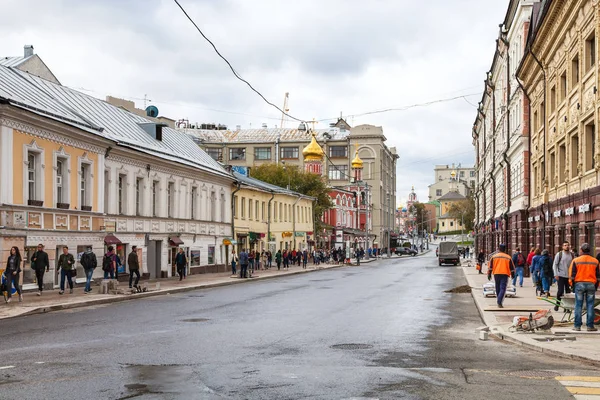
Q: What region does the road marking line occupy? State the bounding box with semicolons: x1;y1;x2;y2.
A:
34;362;44;364
561;381;600;388
566;387;600;395
558;377;600;382
574;395;600;400
0;366;14;370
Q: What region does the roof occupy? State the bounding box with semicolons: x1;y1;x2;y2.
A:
233;171;314;200
438;191;467;201
181;126;350;144
0;65;231;179
0;56;30;68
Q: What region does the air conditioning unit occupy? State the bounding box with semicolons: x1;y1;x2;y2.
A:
56;175;62;186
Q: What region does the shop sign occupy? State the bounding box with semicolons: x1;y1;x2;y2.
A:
553;210;561;218
282;231;293;238
565;207;575;216
579;203;592;213
294;232;305;237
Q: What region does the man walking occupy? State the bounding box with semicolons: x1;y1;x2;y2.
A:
175;248;187;281
302;249;308;269
239;248;249;278
57;246;75;295
128;246;140;289
570;243;600;331
487;244;515;308
31;243;49;296
554;241;575;310
511;248;526;287
80;246;97;294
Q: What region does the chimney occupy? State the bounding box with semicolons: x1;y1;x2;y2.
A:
24;45;34;58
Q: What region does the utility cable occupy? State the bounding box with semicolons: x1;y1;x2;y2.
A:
172;0;305;122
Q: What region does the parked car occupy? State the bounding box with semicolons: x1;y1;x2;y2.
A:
439;241;460;266
395;247;417;256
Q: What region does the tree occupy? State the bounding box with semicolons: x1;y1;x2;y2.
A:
408;202;427;235
446;193;475;232
249;164;332;233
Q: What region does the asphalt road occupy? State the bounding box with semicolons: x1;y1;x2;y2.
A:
0;250;599;400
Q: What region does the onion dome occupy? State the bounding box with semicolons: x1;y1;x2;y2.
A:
351;146;364;169
302;132;324;161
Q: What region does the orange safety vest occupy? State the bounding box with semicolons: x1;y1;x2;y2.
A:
490;252;514;276
569;254;599;284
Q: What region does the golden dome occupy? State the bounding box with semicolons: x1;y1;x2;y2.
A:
302;132;324;161
351;146;363;169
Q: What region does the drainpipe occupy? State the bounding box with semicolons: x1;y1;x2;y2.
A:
292;196;302;250
267;191;275;253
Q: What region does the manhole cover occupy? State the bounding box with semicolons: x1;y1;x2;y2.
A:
330;343;373;350
506;370;560;378
181;318;210;323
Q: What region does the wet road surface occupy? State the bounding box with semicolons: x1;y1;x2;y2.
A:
0;251;599;399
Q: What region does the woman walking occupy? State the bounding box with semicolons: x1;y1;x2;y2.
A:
5;246;23;303
231;250;238;276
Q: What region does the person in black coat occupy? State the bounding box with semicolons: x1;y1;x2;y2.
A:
31;243;49;295
5;246;23;302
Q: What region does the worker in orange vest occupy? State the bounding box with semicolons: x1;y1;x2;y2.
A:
569;243;600;332
487;244;515;308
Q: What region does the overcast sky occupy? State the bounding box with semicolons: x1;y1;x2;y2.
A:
2;0;509;206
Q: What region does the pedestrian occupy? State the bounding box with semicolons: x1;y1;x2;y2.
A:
526;247;536;282
128;246;140;290
57;246;75;295
175;248;187;281
355;248;360;266
302;250;308;269
31;243;49;296
529;248;541;289
477;250;485;274
554;241;575;310
231;249;238;276
465;246;470;258
539;249;553;297
570;243;600;332
239;248;249;278
115;253;122;280
267;251;272;269
487;244;515;308
248;250;255;275
4;246;22;303
103;245;117;280
275;249;282;270
80;246;97;294
511;248;526;287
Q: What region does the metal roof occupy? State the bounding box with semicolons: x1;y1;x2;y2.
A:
0;56;30;68
0;65;231;179
233;171;314;200
181;127;350;144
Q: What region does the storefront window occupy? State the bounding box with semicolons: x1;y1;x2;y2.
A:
191;250;200;266
208;246;215;264
22;246;37;286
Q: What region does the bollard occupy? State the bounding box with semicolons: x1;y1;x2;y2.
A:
479;331;489;341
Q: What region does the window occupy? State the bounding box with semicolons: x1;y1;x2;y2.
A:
436;189;442;196
255;200;259;221
167;182;175;218
572;54;580;87
118;174;126;214
571;134;579;178
254;147;271;160
279;203;282;222
586;33;596;72
241;197;246;218
249;199;253;220
550;152;556;187
280;147;299;159
586;122;595;171
191;187;197;219
550;86;556;113
470;180;475;187
329;146;348;158
450;221;454;227
533;166;538;196
152;181;159;217
220;193;226;222
261;201;265;221
328;164;348;180
442;222;445;227
56;158;66;205
233;195;238;218
273;201;277;222
470;171;475;177
206;148;223;162
229;148;246;160
459;171;465;177
284;203;288;222
80;164;91;209
559;144;566;183
210;191;216;221
208;246;215;264
136;178;143;216
533;110;538;132
560;72;567;102
190;250;200;266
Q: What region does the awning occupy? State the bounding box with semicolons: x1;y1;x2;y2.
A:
169;236;184;246
104;234;122;245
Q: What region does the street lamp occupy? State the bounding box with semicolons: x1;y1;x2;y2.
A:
387;193;391;258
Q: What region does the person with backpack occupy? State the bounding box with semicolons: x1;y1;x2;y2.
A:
103;246;117;280
239;248;249;278
554;241;575;310
174;248;187;281
128;246;140;289
539;249;554;297
57;246;75;295
275;250;282;270
511;248;526;287
31;243;49;296
529;248;541;289
80;246;97;294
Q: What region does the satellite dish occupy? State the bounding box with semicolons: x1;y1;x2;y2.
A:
145;105;159;118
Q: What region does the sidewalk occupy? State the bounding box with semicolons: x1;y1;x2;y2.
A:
0;258;380;321
463;265;600;365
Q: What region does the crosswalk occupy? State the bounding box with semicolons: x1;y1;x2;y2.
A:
557;376;600;399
